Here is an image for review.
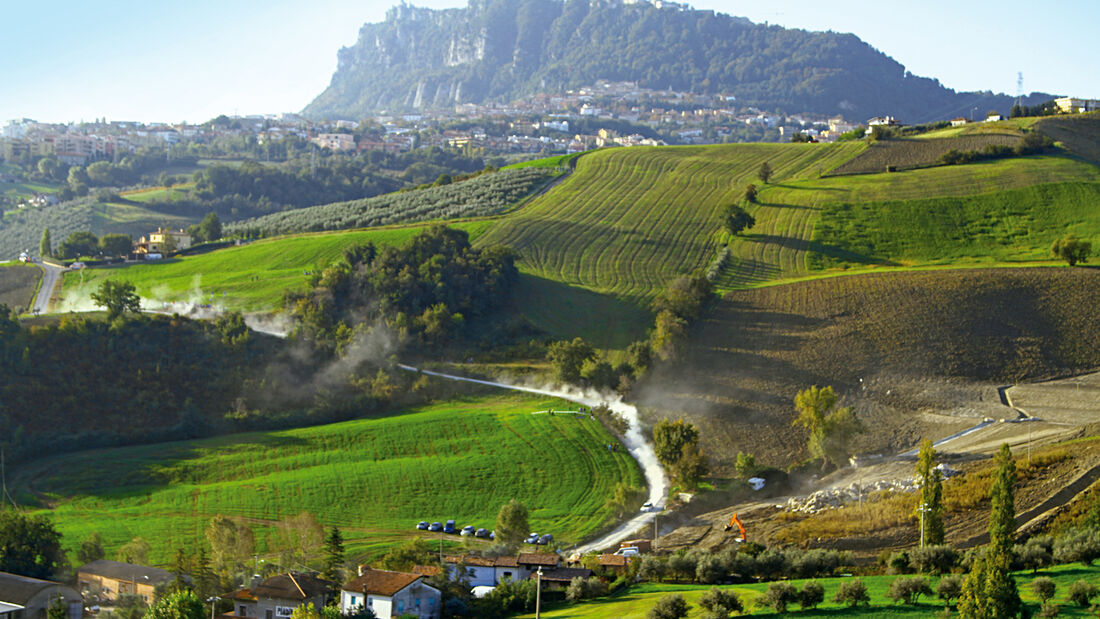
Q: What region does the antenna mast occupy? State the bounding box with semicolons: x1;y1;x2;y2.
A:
1015;72;1024;109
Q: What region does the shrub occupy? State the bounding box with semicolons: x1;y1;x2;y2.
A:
638;555;666;583
565;576;607;601
1067;580;1098;607
888;576;933;605
698;587;742;617
909;544;958;575
799;580;825;610
1032;577;1056;603
887;550;912;574
762;582;798;614
647;594;690;619
937;574;963;604
667;553;698;582
753;549;788;579
1015;535;1054;572
695;554;727;584
834;579;871;607
1053;528;1100;565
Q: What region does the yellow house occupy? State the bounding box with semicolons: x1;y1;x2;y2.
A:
137;228;191;255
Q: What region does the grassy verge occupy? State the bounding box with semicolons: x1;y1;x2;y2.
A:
520;564;1100;618
16;392;643;564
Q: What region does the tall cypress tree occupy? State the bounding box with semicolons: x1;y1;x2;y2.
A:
916;439;945;545
322;527;345;584
40;228;51;258
958;443;1020;618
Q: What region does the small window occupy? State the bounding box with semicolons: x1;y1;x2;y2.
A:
238;606;247;617
265;611;272;619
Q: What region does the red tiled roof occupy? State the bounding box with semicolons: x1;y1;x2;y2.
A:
443;555;495;567
222;589;257;602
599;554;628;567
493;557;519;567
517;553;560;567
342;568;421;597
411;565;441;577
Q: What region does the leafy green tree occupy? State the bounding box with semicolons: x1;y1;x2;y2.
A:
288;603;320;619
647;594;690;619
322;526;346;584
40;228;52;258
46;595;67;619
743;183;757;203
1067;580;1097;607
1051;235;1092;266
546;337;594;384
117;537;151;565
916;439;945;546
205;516;255;576
888;576;932;605
938;574;963;605
55;231;99;259
699;586;742;616
99;233;134;257
762;581;798;613
793;386;864;470
189;212;222;243
91;280;141;320
145;590;206;619
0;510;64;578
1031;577;1055;603
67;166;90;187
959;444;1020;618
653;419;698;469
833;579;870;607
496;499;530;552
758;161;772;183
734;452;758;478
798;581;825;610
723;204;756;236
76;532;106;564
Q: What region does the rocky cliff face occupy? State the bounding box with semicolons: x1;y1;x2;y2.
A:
304;0;1042;122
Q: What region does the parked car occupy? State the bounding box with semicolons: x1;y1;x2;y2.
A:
474;528;491;539
524;533;540;544
460;525;476;536
538;534;554;545
444;520;457;534
416;521;429;530
428;522;443;532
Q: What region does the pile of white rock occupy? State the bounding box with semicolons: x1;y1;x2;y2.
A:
781;464;959;514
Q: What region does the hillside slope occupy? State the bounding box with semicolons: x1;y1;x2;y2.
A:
306;0;1047;122
637;268;1100;471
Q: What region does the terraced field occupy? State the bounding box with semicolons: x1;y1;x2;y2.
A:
1037;112;1100;164
56;221;492;312
16;393;642;563
827;134;1022;175
477;143;866;304
716;154;1100;288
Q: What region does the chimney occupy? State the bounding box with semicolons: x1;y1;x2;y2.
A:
357;565;370;577
250;574;262;590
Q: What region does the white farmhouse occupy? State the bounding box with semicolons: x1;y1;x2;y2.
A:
340;567;440;619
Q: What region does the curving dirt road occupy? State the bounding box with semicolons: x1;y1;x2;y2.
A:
397;364;668;553
31;261;64;314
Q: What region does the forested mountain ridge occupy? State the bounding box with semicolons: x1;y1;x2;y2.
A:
305;0;1051;123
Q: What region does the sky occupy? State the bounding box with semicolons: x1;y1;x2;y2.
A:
2;0;1098;124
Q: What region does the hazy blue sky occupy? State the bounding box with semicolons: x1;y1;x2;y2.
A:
2;0;1097;124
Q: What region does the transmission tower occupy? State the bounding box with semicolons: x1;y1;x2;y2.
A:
1015;72;1024;108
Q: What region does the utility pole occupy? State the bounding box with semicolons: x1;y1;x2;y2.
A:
535;566;542;619
917;502;930;548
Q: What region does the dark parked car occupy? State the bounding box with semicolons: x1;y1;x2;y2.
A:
444;520;457;534
416;521;429;530
428;522;443;532
538;533;553;545
474;528;491;539
460;525;476;536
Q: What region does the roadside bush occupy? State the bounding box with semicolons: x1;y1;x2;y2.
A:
834;579;871;607
1032;577;1056;603
761;582;798;614
799;581;825;610
698;587;742;618
909;544;958;575
937;574;963;605
888;576;933;605
647;594;690;619
1054;529;1100;565
1067;580;1098;607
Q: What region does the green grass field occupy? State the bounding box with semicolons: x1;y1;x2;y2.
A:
503;153;582;169
120;183;196;203
520;564;1100;618
89;201;196;238
15;392;642;564
478;143;866;307
56;221;493;312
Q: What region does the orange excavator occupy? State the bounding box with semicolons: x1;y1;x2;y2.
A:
723;513;747;543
